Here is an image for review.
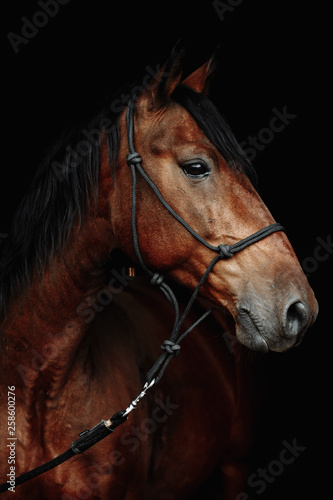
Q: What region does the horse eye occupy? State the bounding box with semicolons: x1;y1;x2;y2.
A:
181;162;210;179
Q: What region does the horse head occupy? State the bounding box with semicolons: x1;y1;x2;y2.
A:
109;45;318;353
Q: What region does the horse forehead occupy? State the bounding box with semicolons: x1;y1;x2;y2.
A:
145;105;204;147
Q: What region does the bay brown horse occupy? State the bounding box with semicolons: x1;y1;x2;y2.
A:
0;46;318;499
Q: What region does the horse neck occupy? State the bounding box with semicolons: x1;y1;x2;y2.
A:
0;154;116;399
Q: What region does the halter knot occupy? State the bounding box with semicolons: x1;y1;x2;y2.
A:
218;244;233;259
126;152;142;165
151;273;164;286
161;340;181;357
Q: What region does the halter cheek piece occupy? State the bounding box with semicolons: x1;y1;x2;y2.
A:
0;96;285;493
125;95;285;391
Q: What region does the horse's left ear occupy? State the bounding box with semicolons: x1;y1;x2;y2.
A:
146;39;186;108
181;47;219;95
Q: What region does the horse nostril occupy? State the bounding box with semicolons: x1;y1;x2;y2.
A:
284;301;310;338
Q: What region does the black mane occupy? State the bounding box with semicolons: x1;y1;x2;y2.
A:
0;83;255;314
0;92;121;315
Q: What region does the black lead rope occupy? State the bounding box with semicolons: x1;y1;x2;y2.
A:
0;412;127;493
0;97;285;494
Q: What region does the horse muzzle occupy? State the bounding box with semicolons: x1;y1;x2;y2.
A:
235;296;319;353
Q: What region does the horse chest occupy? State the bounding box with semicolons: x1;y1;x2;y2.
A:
0;290;254;498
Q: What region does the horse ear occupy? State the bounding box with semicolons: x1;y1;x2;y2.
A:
181;47;219;95
146;39;186;108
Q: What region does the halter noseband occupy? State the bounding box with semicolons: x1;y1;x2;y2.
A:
125;95;285;387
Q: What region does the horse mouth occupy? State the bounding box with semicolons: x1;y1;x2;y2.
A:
236;307;270;353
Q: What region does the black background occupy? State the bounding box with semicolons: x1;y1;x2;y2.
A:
1;1;331;498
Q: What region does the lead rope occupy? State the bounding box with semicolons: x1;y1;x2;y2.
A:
0;96;285;494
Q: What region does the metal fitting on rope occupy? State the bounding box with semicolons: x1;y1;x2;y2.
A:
161;339;181;357
218;244;233;259
151;273;164;286
126;152;142;165
122;379;156;418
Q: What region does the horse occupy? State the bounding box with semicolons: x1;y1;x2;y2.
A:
0;44;318;499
